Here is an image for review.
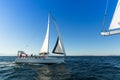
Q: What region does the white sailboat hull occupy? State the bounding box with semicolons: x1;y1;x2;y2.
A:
15;57;65;64
101;29;120;36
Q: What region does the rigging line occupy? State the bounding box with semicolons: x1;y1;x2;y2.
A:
22;32;37;52
51;14;61;38
101;0;109;32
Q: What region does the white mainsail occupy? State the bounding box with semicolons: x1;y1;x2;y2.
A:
101;0;120;36
109;0;120;30
39;14;50;54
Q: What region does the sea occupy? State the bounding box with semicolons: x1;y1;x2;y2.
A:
0;56;120;80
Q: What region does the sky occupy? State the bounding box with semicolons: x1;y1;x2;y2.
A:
0;0;120;56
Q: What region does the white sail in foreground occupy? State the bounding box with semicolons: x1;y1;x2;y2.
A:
101;0;120;36
39;14;50;54
52;37;65;54
109;0;120;30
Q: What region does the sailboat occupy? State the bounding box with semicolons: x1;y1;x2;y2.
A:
15;13;66;64
101;0;120;36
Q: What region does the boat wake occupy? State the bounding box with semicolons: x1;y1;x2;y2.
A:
0;62;15;68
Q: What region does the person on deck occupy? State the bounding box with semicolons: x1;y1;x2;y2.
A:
26;54;28;58
31;54;33;58
20;53;22;58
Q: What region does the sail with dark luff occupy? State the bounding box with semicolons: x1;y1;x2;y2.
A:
52;37;65;54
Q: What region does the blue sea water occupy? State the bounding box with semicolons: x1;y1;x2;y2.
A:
0;56;120;80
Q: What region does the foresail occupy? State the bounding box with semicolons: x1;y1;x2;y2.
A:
51;15;66;55
39;14;50;54
52;37;65;54
109;0;120;30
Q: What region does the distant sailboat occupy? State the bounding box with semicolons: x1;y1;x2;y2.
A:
101;0;120;36
15;13;66;64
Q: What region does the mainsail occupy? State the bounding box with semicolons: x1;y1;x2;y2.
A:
39;14;50;54
101;0;120;36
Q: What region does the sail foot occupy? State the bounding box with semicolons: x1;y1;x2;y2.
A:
53;52;64;54
39;52;49;55
101;29;120;36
